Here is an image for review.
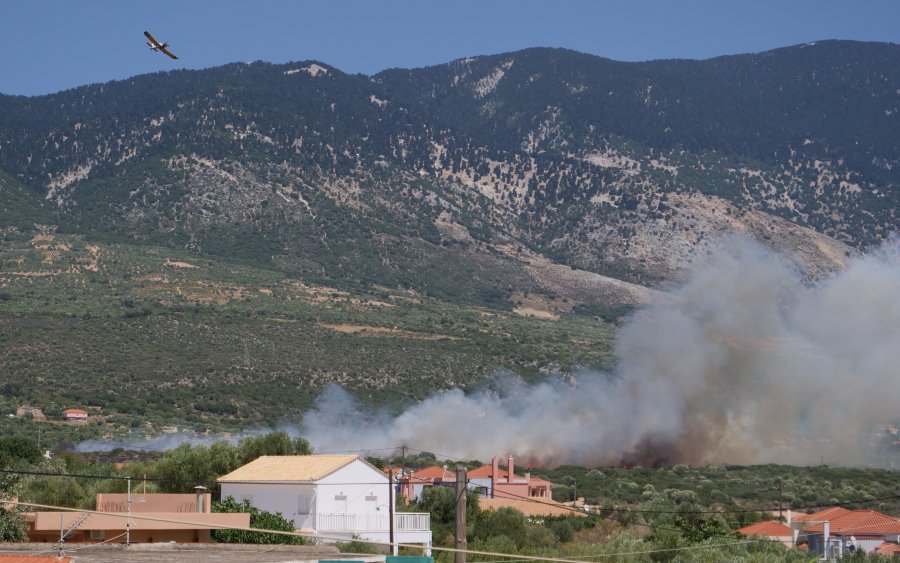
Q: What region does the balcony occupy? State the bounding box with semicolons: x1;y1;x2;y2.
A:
317;512;430;532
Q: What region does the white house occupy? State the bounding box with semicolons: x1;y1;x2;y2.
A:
217;454;431;554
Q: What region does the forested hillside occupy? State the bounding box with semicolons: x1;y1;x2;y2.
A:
0;41;897;441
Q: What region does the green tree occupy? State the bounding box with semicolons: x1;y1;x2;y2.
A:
149;442;220;493
0;436;41;466
212;497;306;544
416;486;480;547
0;472;27;542
237;431;312;465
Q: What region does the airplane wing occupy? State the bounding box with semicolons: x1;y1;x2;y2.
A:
143;31;162;48
159;46;178;60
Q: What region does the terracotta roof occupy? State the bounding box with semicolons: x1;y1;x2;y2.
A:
30;511;249;531
480;497;584;518
804;510;900;535
217;455;365;483
467;465;499;479
792;506;851;523
528;477;553;486
874;542;900;555
62;408;87;415
738;520;793;538
410;466;455;481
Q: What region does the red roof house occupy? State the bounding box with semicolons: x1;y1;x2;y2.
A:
468;456;552;500
873;542;900;555
392;466;456;500
737;520;794;547
800;509;900;558
62;408;88;421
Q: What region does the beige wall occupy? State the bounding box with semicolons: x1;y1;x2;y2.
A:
96;493;212;513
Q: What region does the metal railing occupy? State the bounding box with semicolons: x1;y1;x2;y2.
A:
317;512;430;532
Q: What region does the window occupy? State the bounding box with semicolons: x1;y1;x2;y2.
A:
87;530;105;540
365;495;378;502
298;493;314;514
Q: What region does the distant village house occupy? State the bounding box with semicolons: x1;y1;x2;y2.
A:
62;408;88;422
393;455;571;518
468;455;553;500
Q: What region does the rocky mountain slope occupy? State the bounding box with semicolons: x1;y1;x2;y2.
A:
1;40;897;305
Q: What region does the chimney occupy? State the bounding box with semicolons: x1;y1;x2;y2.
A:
491;457;499;495
194;485;207;513
507;454;515;483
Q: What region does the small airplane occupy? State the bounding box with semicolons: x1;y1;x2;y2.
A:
144;31;178;60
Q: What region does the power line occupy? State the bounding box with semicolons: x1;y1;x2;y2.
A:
0;467;215;487
457;475;900;515
8;464;900;515
7;499;743;563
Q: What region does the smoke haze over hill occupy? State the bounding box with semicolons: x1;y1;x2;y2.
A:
303;236;900;467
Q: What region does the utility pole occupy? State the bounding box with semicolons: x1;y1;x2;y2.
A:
126;477;132;546
388;467;396;556
455;467;467;563
779;478;784;522
58;513;64;557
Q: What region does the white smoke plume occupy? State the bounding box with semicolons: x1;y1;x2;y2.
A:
302;235;900;467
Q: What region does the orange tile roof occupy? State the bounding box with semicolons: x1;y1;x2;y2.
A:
738;520;793;537
467;465;500;479
411;466;455;480
874;542;900;555
62;408;87;414
804;510;900;535
792;506;852;522
217;455;363;483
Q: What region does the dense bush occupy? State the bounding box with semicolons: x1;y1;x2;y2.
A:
212;496;306;544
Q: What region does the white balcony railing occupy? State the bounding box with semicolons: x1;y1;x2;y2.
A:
318;512;430;532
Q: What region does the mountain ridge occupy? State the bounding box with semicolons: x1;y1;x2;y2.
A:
1;40;896;300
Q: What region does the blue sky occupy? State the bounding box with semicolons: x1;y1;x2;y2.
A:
2;0;899;96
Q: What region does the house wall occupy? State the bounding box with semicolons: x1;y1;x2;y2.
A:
807;534;887;557
29;528;209;543
469;477;492;497
220;482;315;528
316;460;391;517
493;482;530;500
96;493;212;513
